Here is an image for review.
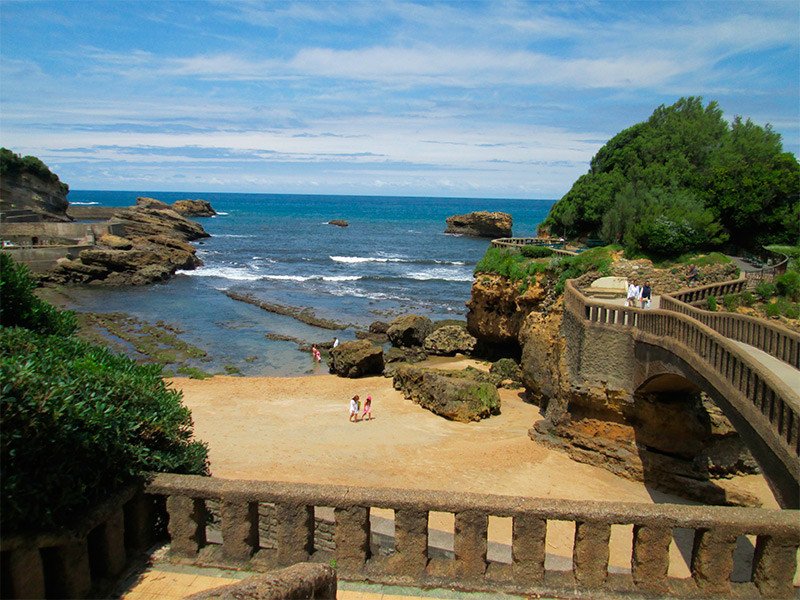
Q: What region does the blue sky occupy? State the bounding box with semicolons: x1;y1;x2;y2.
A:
1;0;797;199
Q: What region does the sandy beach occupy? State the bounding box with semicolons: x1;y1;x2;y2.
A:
170;357;780;578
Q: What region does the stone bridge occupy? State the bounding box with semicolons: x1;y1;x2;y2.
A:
562;279;800;509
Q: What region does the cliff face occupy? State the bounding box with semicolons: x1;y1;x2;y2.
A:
466;265;761;506
0;172;70;222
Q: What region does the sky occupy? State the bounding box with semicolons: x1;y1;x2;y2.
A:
0;0;798;199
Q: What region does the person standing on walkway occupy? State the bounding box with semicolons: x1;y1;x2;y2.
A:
640;282;652;308
626;280;641;307
687;264;699;286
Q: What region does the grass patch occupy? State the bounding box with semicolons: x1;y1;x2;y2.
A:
177;366;213;379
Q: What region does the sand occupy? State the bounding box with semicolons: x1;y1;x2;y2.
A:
170;357;781;577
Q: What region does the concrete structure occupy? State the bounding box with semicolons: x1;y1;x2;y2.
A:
563;279;799;509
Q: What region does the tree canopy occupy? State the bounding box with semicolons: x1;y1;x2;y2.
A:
0;147;69;195
540;97;799;256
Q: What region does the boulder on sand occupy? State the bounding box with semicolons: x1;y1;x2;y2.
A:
423;325;477;356
329;340;384;378
392;365;501;422
387;315;433;348
444;211;512;238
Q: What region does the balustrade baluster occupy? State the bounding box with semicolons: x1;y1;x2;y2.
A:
166;495;207;557
454;510;488;580
691;528;737;595
220;499;258;562
391;508;429;575
124;491;156;551
511;514;546;584
753;534;800;599
90;508;127;578
573;521;610;587
45;540;92;599
273;502;315;565
5;545;45;599
334;505;371;571
631;525;671;594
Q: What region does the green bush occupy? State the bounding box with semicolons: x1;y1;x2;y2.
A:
520;245;554;258
0;262;208;532
765;301;781;318
554;247;613;294
755;282;777;301
739;291;756;307
0;254;76;336
775;271;800;301
785;303;800;320
723;294;739;311
707;296;718;311
474;247;547;281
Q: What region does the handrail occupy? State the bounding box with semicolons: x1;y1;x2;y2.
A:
491;237;578;257
145;472;800;599
664;278;800;370
564;280;799;476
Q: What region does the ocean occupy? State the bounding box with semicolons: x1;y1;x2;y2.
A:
62;191;555;376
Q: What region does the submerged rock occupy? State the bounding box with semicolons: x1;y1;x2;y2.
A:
387;314;433;347
328;219;349;227
329;339;384;378
444;211;512;238
392;365;500;422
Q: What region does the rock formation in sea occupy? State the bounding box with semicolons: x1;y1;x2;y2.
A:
465;255;761;506
328;219;349;227
172;199;217;217
43;205;208;286
444;211;512;238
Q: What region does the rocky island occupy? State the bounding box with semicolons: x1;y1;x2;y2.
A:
444;210;512;237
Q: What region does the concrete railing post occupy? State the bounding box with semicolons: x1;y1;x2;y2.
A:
334;506;370;571
631;524;671;594
512;514;546;584
691;528;737;595
573;521;610;587
91;508;127;578
752;535;800;599
47;541;92;599
220;500;258;562
124;491;156;551
454;510;488;580
5;545;46;599
274;502;315;565
392;508;429;574
166;495;207;557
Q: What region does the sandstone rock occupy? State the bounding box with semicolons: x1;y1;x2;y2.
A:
445;211;512;238
490;358;523;387
79;248;162;271
384;347;428;364
422;325;477;356
113;207;209;241
0;170;70;222
387;315;433;347
329;339;384;378
328;219;348;227
136;197;170;210
98;233;133;250
369;320;390;334
172;199;216;216
392;365;500;422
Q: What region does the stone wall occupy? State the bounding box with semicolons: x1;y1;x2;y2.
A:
146;472;800;599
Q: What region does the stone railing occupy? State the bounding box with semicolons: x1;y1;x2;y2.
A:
0;486;156;599
490;237;578;257
146;473;799;599
668;278;748;306
564;280;799;497
660;292;800;370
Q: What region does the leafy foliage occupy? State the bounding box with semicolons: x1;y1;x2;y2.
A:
0;254;76;335
541;97;799;254
776;271;800;302
520;245;554;258
0;147;69;194
0;260;208;532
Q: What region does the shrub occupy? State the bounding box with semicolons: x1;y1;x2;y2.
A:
554;247;613;294
776;271;800;301
765;301;781;318
755;282;777;302
785;303;800;320
520;245;554;259
0;264;208;532
0;254;77;336
707;296;717;311
723;294;739;311
739;291;756;307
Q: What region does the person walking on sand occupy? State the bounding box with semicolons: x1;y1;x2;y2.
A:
640;282;652;309
349;395;360;422
361;395;373;421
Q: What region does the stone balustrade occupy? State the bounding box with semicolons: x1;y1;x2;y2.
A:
145;472;799;598
668;278;748;306
660;292;800;369
565;280;799;504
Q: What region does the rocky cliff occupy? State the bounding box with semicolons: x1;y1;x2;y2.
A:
0;171;70;222
466;256;761;506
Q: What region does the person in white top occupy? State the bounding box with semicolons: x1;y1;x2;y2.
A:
333;337;339;348
626;281;641;307
349;395;360;423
